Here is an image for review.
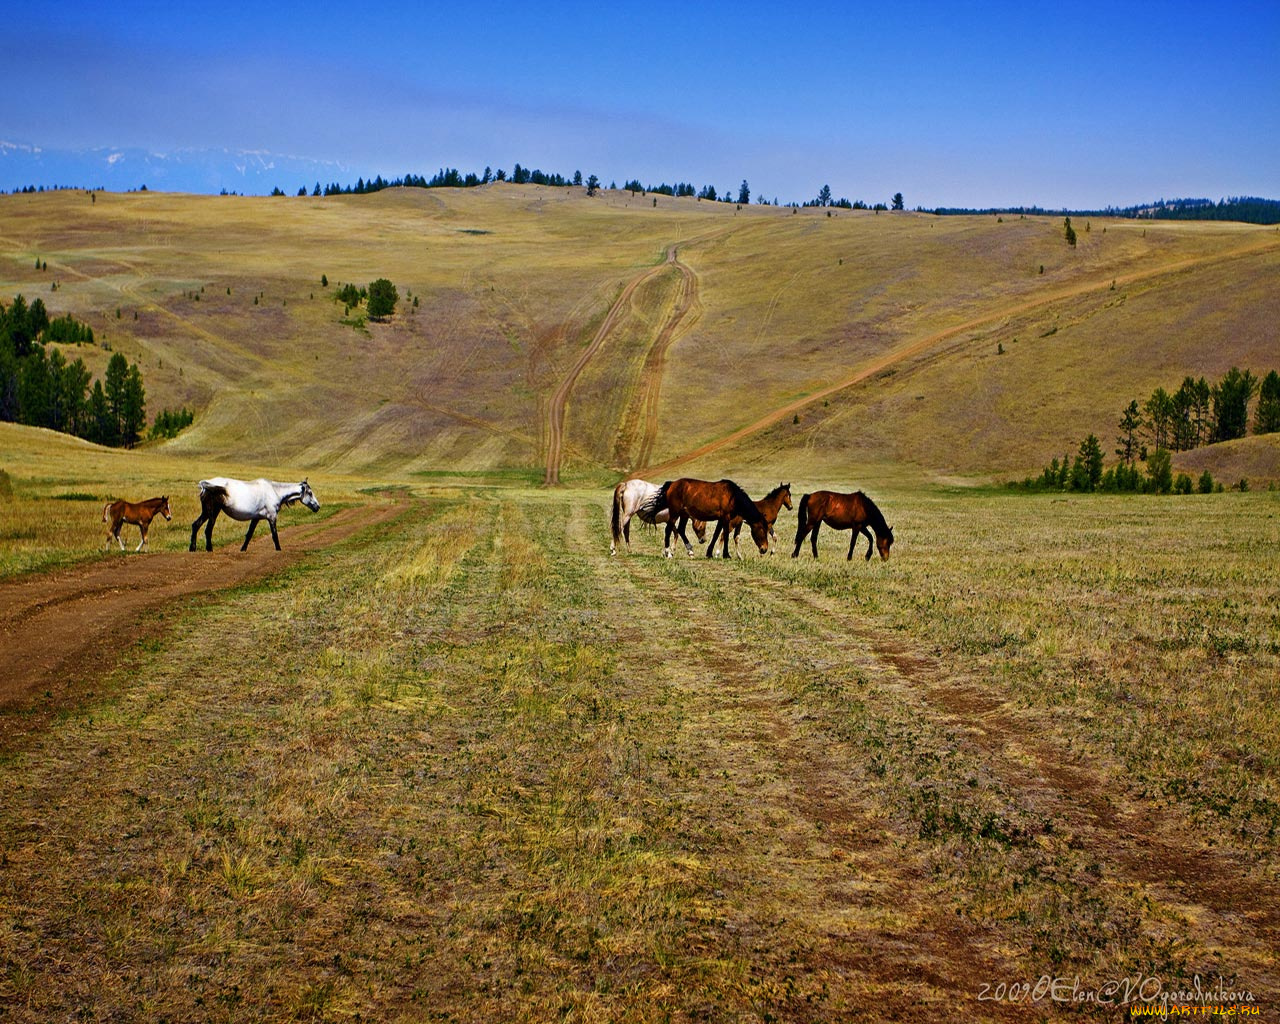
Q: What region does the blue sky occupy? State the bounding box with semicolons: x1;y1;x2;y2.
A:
3;0;1277;207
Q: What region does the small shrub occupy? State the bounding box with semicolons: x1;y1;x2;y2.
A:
1197;470;1215;494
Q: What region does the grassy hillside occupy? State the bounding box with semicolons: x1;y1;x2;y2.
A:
1;186;1277;487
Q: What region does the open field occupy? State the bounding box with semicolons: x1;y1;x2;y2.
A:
2;187;1279;1019
1;479;1277;1021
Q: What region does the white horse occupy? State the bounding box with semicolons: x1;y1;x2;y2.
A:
189;477;320;552
609;478;705;556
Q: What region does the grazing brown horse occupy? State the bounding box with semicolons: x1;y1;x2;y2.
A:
103;496;171;552
655;478;770;559
729;482;792;557
791;490;894;561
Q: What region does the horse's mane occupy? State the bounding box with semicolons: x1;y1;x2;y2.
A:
859;491;889;534
720;479;764;523
635;487;664;524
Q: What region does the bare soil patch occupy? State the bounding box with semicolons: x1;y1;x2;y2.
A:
0;501;402;750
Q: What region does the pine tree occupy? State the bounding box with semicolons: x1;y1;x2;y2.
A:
1116;400;1143;463
120;363;146;447
1211;367;1258;442
1144;387;1174;452
104;351;129;443
17;345;51;427
366;279;398;320
1070;434;1103;491
87;380;113;445
1146;448;1173;493
1064;217;1077;247
1253;370;1280;434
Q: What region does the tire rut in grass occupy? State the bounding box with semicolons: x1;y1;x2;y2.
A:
604;550;1033;1020
731;564;1280;992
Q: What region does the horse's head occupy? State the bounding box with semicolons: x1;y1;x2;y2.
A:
691;519;708;543
749;518;770;554
160;496;172;520
780;483;792;510
299;479;321;512
876;525;894;561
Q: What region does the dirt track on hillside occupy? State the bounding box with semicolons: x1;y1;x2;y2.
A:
636;234;1280;478
544;245;700;485
0;501;401;750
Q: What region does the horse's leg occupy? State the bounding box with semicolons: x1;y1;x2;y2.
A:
113;520;125;551
677;515;694;556
847;529;858;561
268;516;281;551
863;527;875;562
136;522;148;552
663;519;675;558
732;522;742;559
241;517;259;551
204;508;219;551
810;521;821;559
623;514;632;552
705;520;722;558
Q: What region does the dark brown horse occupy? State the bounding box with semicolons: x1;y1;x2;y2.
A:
609;478;707;555
655;478;770;559
791;490;894;561
729;482;792;557
103;495;171;552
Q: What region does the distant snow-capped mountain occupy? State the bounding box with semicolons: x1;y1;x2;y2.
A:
0;142;364;195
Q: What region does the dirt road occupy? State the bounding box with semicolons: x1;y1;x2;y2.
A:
636;234;1280;478
0;501;401;749
543;245;698;485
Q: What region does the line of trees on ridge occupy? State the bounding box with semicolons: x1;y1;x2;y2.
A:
268;166;905;212
1017;367;1279;494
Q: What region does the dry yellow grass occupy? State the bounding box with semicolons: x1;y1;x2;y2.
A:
2;188;1275;488
1;486;1276;1022
1;187;1278;1020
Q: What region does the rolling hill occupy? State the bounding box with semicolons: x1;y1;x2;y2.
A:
2;184;1277;487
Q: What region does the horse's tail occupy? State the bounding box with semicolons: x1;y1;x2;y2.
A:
795;494;811;538
610;484;624;547
653;481;673;517
102;502;112;522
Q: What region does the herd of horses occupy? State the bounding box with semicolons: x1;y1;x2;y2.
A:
611;477;894;561
102;474;892;564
